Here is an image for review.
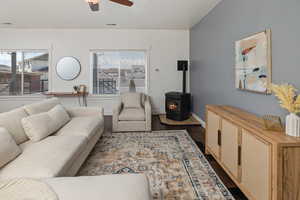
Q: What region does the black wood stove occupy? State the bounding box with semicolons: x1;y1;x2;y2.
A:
165;61;191;121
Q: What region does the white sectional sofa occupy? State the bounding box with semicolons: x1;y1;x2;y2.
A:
0;98;104;179
0;98;152;200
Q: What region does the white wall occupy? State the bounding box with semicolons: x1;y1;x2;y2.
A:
0;29;190;115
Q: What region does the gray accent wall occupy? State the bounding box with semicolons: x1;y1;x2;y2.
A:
190;0;300;120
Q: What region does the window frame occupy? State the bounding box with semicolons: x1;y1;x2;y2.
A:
89;49;149;97
0;48;51;97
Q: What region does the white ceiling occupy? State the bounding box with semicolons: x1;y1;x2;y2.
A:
0;0;221;29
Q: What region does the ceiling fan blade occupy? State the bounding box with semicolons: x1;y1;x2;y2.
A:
88;2;99;11
109;0;133;7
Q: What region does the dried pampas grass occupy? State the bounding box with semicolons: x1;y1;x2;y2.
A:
271;84;300;114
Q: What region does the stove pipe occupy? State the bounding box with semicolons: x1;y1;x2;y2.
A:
177;60;188;94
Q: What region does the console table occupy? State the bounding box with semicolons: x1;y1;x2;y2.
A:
44;92;88;107
206;105;300;200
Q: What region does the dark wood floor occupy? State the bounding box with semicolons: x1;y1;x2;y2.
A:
104;115;248;200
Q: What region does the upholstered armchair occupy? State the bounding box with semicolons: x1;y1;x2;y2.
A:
113;92;152;132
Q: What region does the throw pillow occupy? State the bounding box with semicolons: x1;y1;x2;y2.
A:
23;98;60;115
0;108;29;145
48;105;70;129
0;127;22;168
21;113;56;142
21;105;70;142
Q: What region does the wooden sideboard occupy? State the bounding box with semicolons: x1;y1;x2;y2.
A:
205;105;300;200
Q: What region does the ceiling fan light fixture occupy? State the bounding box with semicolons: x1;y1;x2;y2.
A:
86;0;99;5
86;0;133;12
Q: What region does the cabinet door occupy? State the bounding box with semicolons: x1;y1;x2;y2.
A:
221;119;239;179
206;111;221;158
241;129;271;200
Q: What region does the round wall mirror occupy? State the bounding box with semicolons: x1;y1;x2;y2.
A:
56;57;81;81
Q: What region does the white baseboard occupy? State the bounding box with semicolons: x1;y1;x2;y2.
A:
192;113;206;128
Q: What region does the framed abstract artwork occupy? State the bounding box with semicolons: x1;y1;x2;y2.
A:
235;29;272;94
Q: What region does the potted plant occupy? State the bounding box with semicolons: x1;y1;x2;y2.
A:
271;84;300;137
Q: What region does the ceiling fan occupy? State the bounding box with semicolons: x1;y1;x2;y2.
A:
86;0;134;12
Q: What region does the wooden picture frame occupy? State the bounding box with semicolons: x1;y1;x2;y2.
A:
235;29;272;94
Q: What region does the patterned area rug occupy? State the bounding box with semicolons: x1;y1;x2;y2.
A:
78;130;234;200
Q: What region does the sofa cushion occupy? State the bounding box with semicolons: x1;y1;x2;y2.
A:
22;105;71;142
23;98;60;115
121;92;142;108
0;136;87;179
55;116;103;140
0;178;59;200
66;107;103;118
0;128;22;168
119;108;145;121
0;107;29;144
44;174;152;200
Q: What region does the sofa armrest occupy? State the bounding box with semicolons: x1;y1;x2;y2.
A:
65;107;104;118
144;96;152;131
112;101;123;132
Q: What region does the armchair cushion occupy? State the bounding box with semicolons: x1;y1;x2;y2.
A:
119;108;145;121
121;92;142;108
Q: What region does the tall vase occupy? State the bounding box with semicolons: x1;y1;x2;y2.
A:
286;113;300;137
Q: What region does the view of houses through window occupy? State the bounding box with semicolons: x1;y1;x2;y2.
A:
92;51;146;95
0;51;49;96
0;50;145;96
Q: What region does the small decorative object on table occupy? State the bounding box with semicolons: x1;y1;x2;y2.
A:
73;86;79;94
79;85;87;94
271;83;300;137
262;115;283;132
71;85;88;107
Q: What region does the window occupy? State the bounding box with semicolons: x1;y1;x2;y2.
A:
91;50;147;95
0;51;49;96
